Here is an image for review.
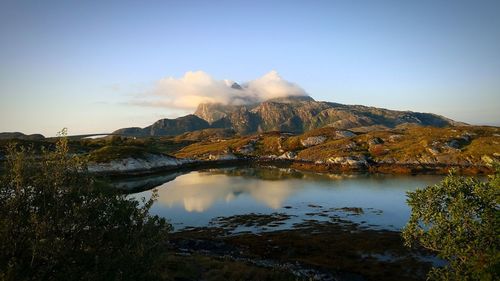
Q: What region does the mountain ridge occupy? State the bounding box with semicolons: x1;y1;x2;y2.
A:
114;96;465;137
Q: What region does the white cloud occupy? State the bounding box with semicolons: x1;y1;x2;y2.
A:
133;70;308;110
245;70;307;101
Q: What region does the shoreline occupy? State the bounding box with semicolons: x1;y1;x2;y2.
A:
89;156;494;179
169;211;437;281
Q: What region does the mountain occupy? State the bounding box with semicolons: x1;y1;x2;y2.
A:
195;96;462;133
114;96;464;137
113;114;210;136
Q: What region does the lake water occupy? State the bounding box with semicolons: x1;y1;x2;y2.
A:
127;167;443;231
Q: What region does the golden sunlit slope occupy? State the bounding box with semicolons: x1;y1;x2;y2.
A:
174;125;499;167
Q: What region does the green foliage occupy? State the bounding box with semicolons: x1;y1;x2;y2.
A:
402;169;500;280
84;137;193;162
0;130;172;281
89;145;150;162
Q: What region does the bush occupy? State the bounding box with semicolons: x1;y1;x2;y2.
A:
0;130;172;281
402;169;500;280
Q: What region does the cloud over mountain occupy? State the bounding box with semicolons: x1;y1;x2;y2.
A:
133;70;308;109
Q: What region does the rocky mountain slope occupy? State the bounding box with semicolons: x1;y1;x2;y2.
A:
115;95;464;137
196;96;463;134
173;125;498;174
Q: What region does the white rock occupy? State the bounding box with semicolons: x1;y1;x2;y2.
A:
301;136;327;147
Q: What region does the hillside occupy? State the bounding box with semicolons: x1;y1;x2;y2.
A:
1;125;497;175
173;125;499;174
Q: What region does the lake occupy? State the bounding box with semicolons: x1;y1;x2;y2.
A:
126;167;443;232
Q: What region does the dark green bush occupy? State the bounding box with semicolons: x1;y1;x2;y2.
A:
0;131;172;281
403;169;500;280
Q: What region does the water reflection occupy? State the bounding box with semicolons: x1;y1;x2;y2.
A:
155;172;300;211
111;172;185;191
149;168;363;211
128;167;443;229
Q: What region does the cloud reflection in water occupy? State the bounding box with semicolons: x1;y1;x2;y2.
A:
155;172;299;212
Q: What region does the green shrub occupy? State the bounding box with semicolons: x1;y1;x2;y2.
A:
403;169;500;280
0;130;172;281
89;145;150;162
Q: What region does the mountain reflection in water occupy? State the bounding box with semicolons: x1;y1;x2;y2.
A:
127;167;442;230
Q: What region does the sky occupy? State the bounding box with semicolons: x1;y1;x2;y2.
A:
1;0;499;136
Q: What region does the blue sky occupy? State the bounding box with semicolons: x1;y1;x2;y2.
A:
1;0;499;136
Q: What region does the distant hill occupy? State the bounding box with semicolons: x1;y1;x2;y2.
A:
0;132;45;140
113;115;210;136
114;95;465;137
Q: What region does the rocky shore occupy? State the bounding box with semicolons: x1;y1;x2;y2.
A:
3;125;495;177
87;152;494;177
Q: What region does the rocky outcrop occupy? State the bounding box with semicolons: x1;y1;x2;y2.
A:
89;126;498;176
194;103;246;124
278;151;297;160
301;136;327;147
87;154;195;174
208;152;238;161
327;156;369;167
237;143;255;154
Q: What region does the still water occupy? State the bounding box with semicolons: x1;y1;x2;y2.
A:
125;167;443;231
